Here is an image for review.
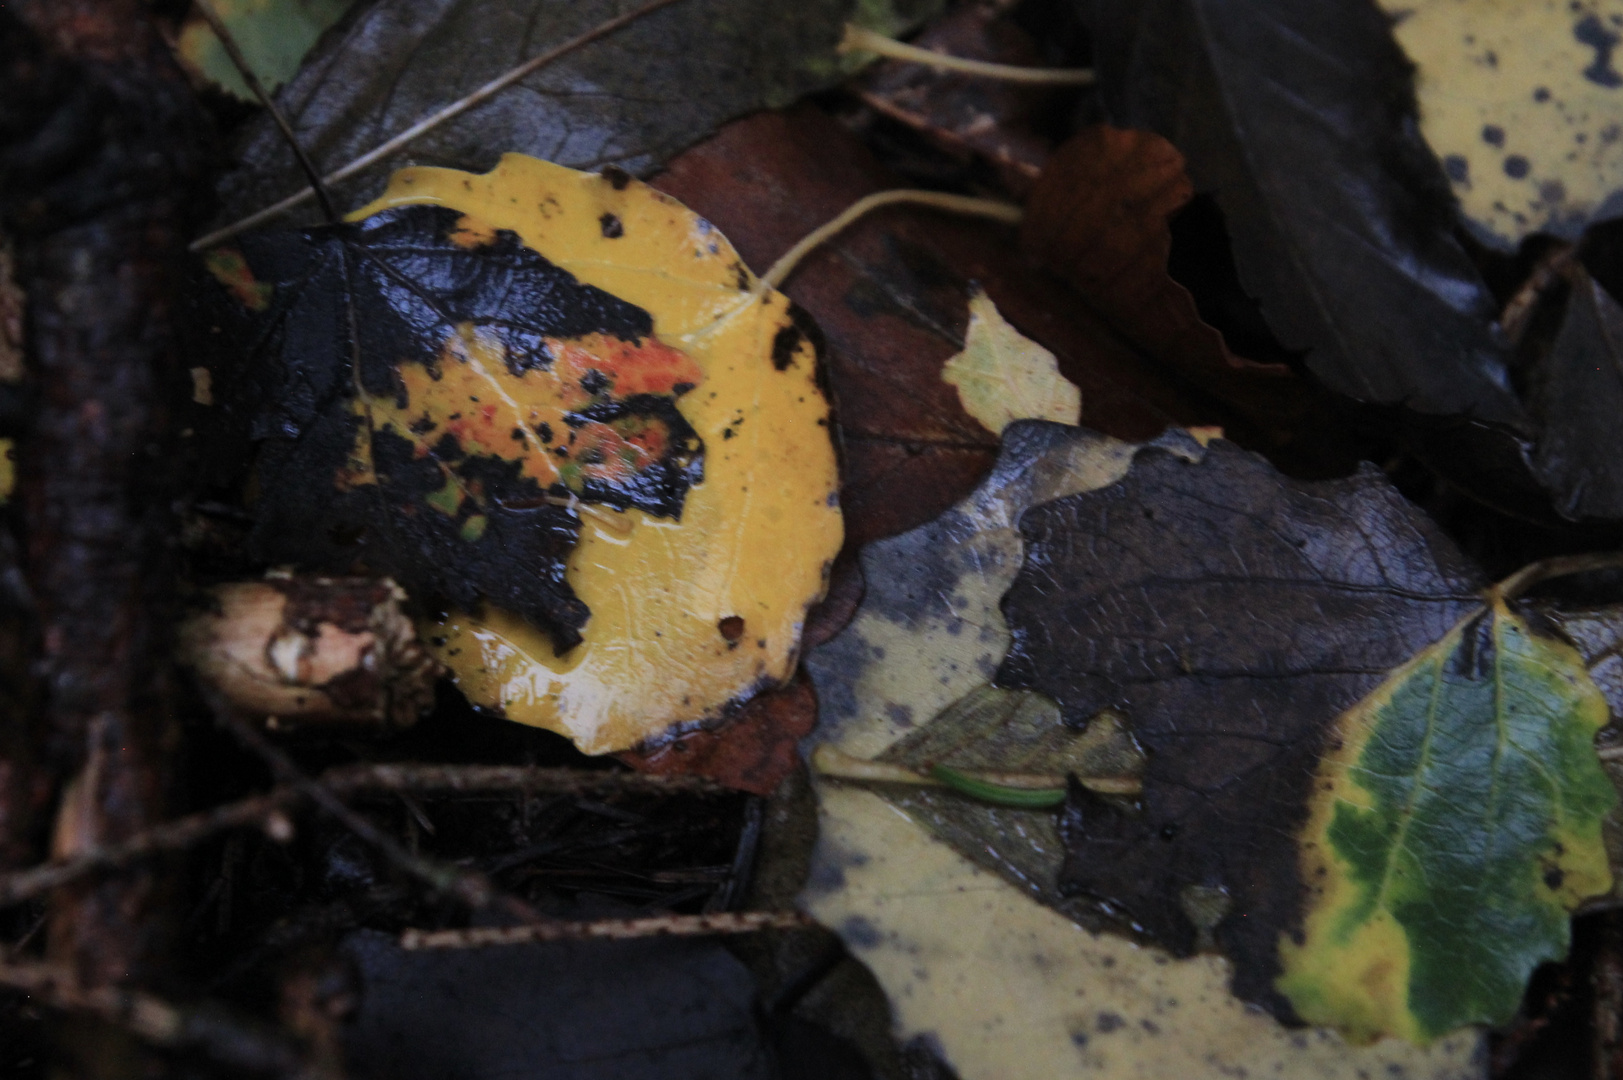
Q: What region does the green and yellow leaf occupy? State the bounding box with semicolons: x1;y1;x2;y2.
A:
1279;596;1617;1043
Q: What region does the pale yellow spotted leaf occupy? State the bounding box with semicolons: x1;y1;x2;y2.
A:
1379;0;1623;246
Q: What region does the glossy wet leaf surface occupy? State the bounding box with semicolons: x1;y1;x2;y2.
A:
354;155;842;754
201;200;706;652
1279;598;1615;1044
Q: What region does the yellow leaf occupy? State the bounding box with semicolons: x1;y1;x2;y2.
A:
1378;0;1623;246
351;154;842;754
941;289;1081;436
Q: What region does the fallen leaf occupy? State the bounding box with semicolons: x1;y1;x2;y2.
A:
175;0;355;101
802;422;1483;1079
998;441;1490;1010
216;0;941;227
1021;125;1279;384
203;154;842;754
201;199;706;652
372;157;840;755
941;288;1080;435
1279;596;1614;1043
1376;0;1623;248
616;672;817;797
1080;0;1623;520
1088;1;1517;428
997;440;1619;1040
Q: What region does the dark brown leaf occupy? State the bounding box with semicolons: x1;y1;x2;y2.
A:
996;439;1485;1015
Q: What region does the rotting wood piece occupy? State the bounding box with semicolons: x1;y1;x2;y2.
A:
180;574;441;730
0;0;207;992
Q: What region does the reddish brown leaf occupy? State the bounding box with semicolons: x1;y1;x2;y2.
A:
853;4;1058;198
1022;125;1278;379
617;672;817;797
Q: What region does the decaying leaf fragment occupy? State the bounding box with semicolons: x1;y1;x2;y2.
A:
941;289;1080;436
802;423;1483;1079
176;0;355;101
1376;0;1623;247
350;156;841;753
1279;597;1616;1043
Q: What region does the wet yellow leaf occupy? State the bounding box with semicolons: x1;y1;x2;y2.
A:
352;154;842;754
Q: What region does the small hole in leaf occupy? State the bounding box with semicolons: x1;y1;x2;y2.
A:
718;616;745;642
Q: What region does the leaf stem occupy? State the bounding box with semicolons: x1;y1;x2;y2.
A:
929;764;1066;808
189;0;690;251
191;0;337;223
1492;552;1623;602
811;744;1138;802
759;189;1023;290
839;24;1096;86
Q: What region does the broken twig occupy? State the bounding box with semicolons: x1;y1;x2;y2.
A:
400;910;816;950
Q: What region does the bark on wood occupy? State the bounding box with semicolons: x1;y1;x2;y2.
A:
0;0;206;992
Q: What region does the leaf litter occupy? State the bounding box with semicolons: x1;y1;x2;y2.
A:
15;0;1623;1071
802;423;1485;1078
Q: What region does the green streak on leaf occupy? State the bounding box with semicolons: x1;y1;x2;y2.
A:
1278;598;1617;1044
928;764;1065;808
459;514;488;543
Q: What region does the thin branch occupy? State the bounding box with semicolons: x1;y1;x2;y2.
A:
0;961;316;1078
0;763;725;908
0;791;291;907
215;709;498;910
1493;552;1623;603
839;24;1096;85
400;910;816;950
191;0;336;222
759;189;1023;290
332;762;727;798
190;0;690;251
